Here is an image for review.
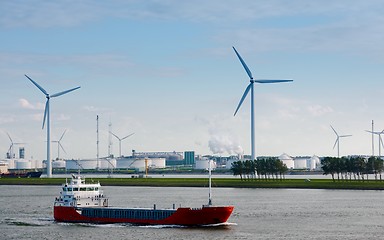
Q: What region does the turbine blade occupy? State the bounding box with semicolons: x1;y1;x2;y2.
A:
121;133;135;141
7;145;12;153
6;132;13;143
330;125;338;136
59;129;67;141
232;46;253;79
42;100;49;129
366;130;382;135
25;75;48;95
234;83;252;116
109;131;120;140
59;142;67;154
51;86;80;98
340;135;352;138
333;138;338;149
255;79;293;83
380;135;384;150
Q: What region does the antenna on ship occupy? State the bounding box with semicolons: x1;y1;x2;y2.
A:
108;120;113;158
208;159;212;206
96;115;100;170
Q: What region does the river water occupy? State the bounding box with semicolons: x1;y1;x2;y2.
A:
1;183;384;239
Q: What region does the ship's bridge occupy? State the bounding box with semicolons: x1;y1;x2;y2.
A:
54;174;108;208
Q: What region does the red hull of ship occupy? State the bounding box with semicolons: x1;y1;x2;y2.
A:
54;206;234;226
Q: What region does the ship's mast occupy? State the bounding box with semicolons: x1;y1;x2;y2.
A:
108;121;113;157
208;159;212;206
96;115;100;170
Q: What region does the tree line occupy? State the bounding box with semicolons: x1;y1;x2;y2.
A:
321;156;384;182
230;157;288;181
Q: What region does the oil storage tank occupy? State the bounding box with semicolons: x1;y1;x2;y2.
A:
66;159;97;170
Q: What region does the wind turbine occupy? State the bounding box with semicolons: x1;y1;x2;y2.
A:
5;132;24;159
52;129;67;160
232;46;293;160
365;130;384;159
25;74;80;178
330;125;352;158
110;131;134;157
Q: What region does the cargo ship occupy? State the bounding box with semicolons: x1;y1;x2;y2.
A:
54;170;234;226
0;170;42;178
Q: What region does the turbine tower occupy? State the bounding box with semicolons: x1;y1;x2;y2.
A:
330;125;352;158
232;46;293;160
110;131;134;157
365;129;384;159
371;120;375;156
52;129;67;160
25;75;80;178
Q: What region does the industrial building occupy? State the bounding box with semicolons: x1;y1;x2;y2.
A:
1;146;44;171
184;151;195;165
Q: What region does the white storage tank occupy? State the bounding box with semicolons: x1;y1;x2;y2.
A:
30;159;43;169
7;159;16;169
66;159;97;170
310;155;320;170
279;153;294;169
294;158;307;169
52;160;66;169
195;159;216;170
226;159;236;169
149;158;166;169
16;159;32;170
99;158;117;169
116;157;146;171
35;159;44;169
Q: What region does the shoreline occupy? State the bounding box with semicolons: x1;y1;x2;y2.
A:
2;177;384;190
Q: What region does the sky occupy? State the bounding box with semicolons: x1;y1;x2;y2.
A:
1;0;384;161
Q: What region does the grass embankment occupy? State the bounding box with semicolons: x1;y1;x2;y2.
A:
2;177;384;190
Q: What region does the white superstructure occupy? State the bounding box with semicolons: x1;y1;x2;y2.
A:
54;175;108;208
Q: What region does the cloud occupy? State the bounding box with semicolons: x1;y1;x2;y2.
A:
208;134;243;155
307;105;334;116
56;113;70;121
2;1;383;28
32;113;43;122
19;98;44;110
0;115;15;124
0;0;102;28
201;115;244;155
83;105;101;112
